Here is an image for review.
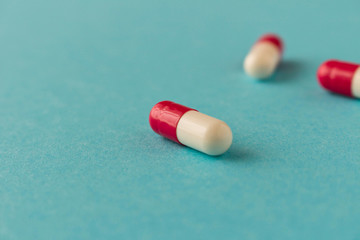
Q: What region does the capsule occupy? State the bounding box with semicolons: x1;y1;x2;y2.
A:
317;60;360;98
149;101;232;156
244;33;284;79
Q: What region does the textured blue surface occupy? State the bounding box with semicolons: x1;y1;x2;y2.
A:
1;0;360;239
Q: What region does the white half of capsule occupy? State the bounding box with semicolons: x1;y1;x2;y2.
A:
176;110;232;156
244;42;281;79
351;67;360;98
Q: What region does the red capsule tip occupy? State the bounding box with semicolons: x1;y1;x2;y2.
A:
317;60;359;97
257;33;284;54
317;60;336;90
149;101;196;143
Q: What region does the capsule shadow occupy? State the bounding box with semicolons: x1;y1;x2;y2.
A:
153;135;260;162
267;59;306;83
216;146;257;162
328;92;358;100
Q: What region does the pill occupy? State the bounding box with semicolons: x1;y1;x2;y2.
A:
149;101;232;156
317;60;360;98
244;33;283;79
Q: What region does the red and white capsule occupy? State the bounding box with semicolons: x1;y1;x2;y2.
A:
244;34;284;79
317;60;360;98
149;101;232;156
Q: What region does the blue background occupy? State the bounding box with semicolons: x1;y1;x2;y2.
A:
1;0;360;239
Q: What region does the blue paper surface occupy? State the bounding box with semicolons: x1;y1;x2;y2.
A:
1;0;360;239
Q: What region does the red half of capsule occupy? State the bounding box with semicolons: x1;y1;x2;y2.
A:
149;101;197;144
317;60;360;97
256;33;284;54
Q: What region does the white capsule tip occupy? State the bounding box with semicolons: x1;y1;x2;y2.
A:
244;42;281;80
203;121;233;156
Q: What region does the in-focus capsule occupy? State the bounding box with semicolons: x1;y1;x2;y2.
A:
149;101;232;156
317;60;360;98
244;33;284;79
